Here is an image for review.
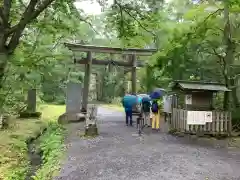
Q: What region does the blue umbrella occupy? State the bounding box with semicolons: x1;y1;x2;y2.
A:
122;95;138;107
150;88;166;99
142;96;151;102
136;95;143;104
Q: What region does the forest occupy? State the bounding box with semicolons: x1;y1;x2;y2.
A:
1;0;240;124
0;0;240;179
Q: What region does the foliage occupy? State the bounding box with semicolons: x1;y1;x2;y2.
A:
33;122;65;180
0;1;92;110
105;0;240;127
0;104;65;180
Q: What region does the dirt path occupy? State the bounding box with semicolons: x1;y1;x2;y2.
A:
55;107;240;180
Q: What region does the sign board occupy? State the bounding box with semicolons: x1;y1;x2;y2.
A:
185;94;192;105
187;111;206;125
163;95;172;113
187;111;213;125
204;111;212;122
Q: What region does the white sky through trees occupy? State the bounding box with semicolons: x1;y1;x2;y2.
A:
74;0;113;15
74;0;172;15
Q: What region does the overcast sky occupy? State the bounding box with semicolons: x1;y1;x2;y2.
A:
74;0;172;15
74;0;113;15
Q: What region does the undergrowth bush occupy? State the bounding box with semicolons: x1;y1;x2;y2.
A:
33;122;65;180
232;107;240;131
111;97;122;105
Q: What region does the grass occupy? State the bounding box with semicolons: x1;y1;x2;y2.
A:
229;137;240;148
33;122;65;180
0;104;65;180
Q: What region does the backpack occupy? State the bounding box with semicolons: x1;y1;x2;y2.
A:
142;101;151;112
151;101;159;113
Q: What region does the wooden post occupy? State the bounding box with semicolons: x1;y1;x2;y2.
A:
131;54;137;95
96;73;100;101
122;55;128;94
82;52;92;113
108;53;114;72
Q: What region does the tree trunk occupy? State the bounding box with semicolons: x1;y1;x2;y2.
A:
0;52;8;88
145;65;152;92
230;77;240;108
223;2;235;110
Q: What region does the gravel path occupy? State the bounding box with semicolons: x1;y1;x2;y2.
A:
55;107;240;180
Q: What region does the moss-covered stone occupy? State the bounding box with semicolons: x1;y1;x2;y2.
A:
58;113;85;124
84;124;98;137
168;128;178;134
19;111;42;119
0;115;10;129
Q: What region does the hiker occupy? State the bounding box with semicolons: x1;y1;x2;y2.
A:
151;98;162;130
122;94;135;126
141;97;151;127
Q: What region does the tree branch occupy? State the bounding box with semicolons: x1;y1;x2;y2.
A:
79;16;99;35
3;0;12;23
212;48;225;61
0;8;8;27
27;35;64;66
19;0;27;8
30;0;55;21
114;0;156;37
203;8;224;24
7;0;55;53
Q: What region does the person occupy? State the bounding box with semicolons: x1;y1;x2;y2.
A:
151;98;162;130
122;94;133;126
141;98;151;127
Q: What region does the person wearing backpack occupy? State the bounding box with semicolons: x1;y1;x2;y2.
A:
151;99;161;130
141;98;151;126
121;94;134;126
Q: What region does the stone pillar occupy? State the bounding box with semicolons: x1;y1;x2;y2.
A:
27;89;36;112
131;54;137;95
58;82;84;124
19;89;42;118
82;52;92;113
85;105;98;137
66;82;82;113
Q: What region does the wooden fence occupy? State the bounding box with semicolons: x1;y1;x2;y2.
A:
170;108;232;135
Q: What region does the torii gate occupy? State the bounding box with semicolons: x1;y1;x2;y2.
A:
64;43;156;113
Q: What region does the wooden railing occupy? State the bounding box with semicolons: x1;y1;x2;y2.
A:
170;108;232;135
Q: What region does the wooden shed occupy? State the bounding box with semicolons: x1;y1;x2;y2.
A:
169;80;232;135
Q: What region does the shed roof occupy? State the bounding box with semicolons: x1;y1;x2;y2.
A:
171;80;231;92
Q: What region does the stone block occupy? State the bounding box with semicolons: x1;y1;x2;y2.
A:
58;113;85;124
84;124;98;137
66;82;82;114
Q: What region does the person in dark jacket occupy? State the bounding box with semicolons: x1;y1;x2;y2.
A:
141;99;151;127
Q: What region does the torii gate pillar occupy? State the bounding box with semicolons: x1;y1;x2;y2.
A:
131;54;137;95
81;52;92;113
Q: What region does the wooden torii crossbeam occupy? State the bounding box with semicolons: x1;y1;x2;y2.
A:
64;43;156;112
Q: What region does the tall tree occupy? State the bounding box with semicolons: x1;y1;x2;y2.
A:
0;0;80;87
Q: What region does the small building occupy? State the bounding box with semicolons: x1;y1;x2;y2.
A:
169;80;232;135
